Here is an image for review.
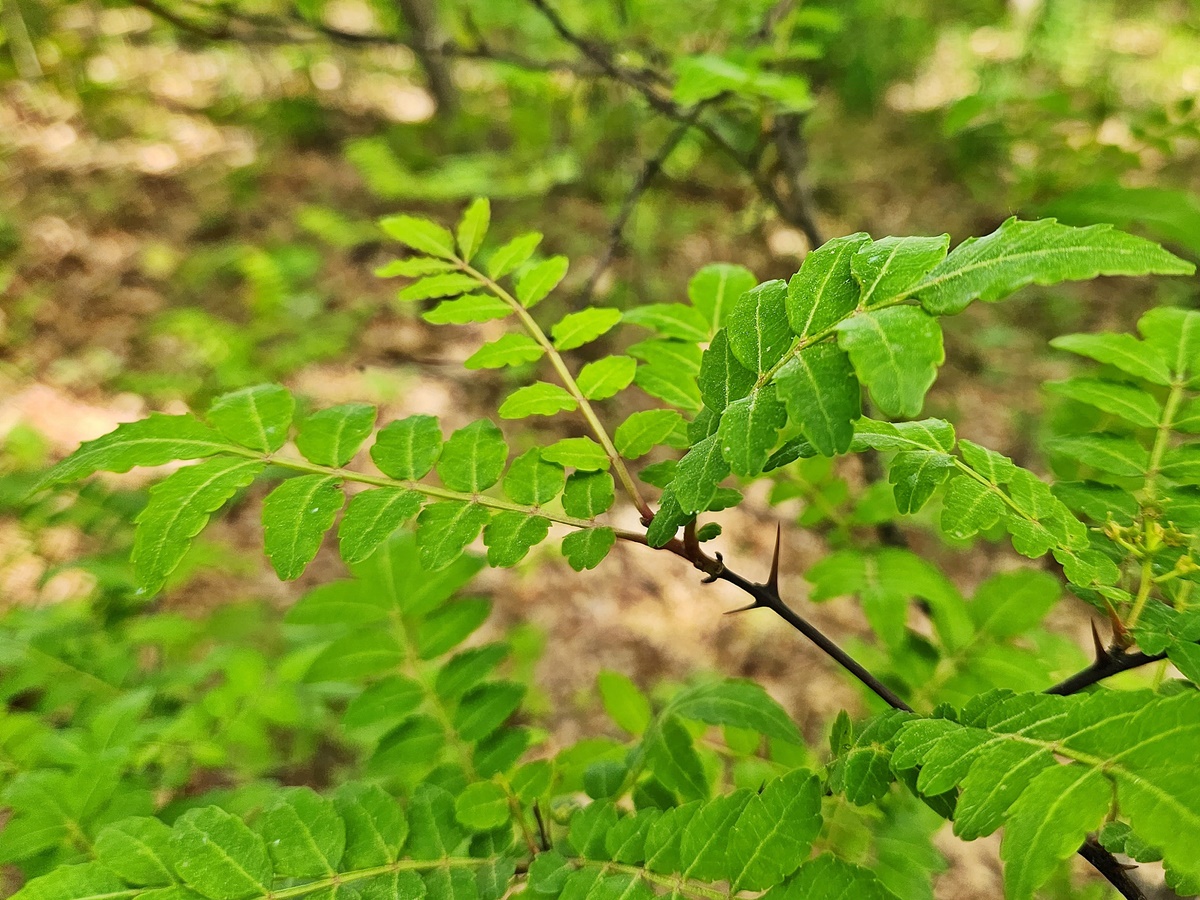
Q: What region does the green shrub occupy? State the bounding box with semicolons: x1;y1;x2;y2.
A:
11;200;1200;900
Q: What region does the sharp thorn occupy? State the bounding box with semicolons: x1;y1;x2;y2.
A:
766;523;782;595
1090;620;1110;662
723;601;759;615
700;551;725;584
1105;601;1132;649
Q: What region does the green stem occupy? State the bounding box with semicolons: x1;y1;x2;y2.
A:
757;295;909;388
260;453;597;530
590;861;733;900
1124;556;1156;630
388;607;478;778
461;262;653;521
1143;380;1185;504
1125;379;1185;629
269;858;489;899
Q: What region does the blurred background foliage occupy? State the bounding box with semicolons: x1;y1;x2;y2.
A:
1;2;1199;896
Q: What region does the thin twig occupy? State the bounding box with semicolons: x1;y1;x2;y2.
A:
770;112;824;248
1045;645;1164;695
394;0;457;113
524;0;825;244
581;117;697;303
624;525;1151;897
716;564;913;711
1079;838;1147;900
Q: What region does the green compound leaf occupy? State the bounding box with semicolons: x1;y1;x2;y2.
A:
628;337;702;373
577;356;637;400
343;676;423;730
726;279;791;373
132;457;264;593
551;308;623;351
333;782;407;867
677;791;753;880
396;273;480;302
540;437;609;471
502;448;565;505
306;631;404;683
959;439;1018;484
517;256;569;308
623;303;710;342
916;218;1194;316
674;433;730;514
169;806;272;900
1044;377;1161;428
9;864;125;900
698;329;756;413
455;681;525;741
1049;332;1173;386
437;420;509;492
417;599;490;658
852;234;949;307
786;232;870;338
717;384;787;477
94;818;174;886
1046;434;1150;477
597;671;652;736
636;359;704;412
888;450;955;514
379;214;457;259
562;470;615;518
296;403;377;467
645;483;690;548
371;415;443;480
970;569;1061;638
1139;306;1200;381
668;680;801;744
1002;764;1110;900
423;294;512;324
829;710;915;806
257;787;345;878
465;334;544;370
375;257;457;278
487;232;542;279
788;855;903;900
338;487;423;564
689;263;757;332
645;715;709;801
562;527;616;571
416;501;491;570
456;198;490;263
40;413;238;487
727;769;822;890
852;417;956;453
941;475;1005;539
773;342;860;456
614;410;686;459
892;690;1200;898
454;782;510;832
836;306;945;418
208;384;295;453
483;511;550;567
262;474;344;580
499;382;578;419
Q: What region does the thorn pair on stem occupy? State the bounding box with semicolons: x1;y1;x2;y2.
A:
722;525;782;615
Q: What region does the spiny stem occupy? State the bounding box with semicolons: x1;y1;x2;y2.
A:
461;261;653;521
